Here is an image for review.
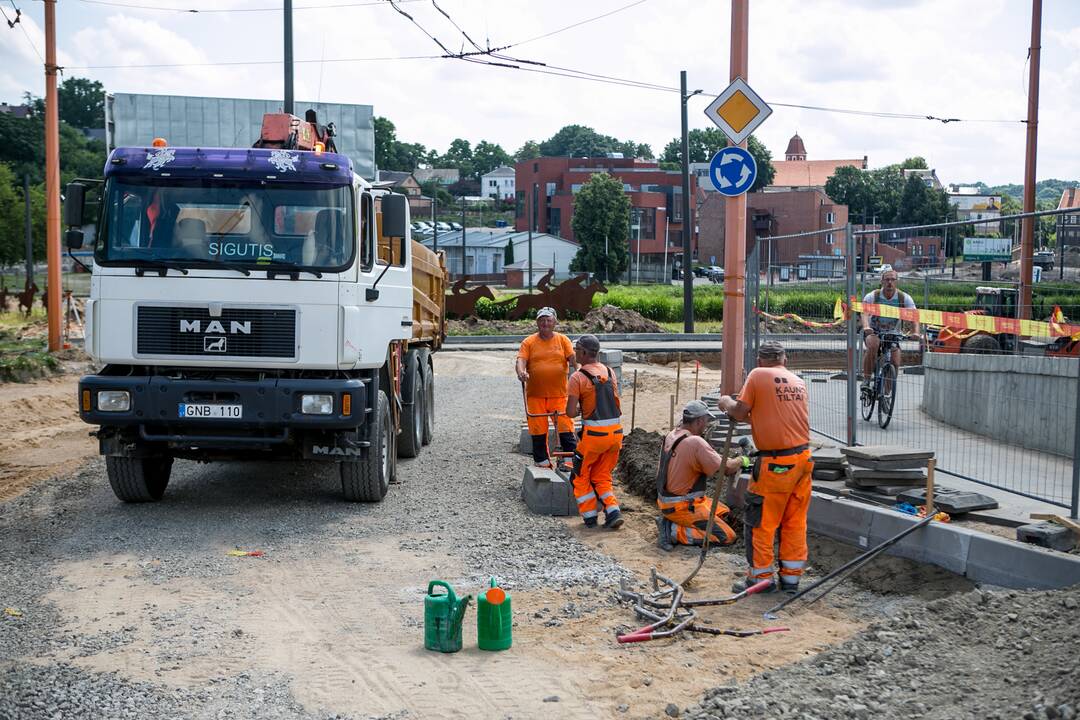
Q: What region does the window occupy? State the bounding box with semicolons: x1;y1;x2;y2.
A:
515;191;525;216
826;211;835;224
489;179;497;187
545;182;556;197
533;162;539;172
825;233;834;245
631;207;655;240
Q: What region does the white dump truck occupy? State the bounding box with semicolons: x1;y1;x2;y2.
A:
65;111;446;503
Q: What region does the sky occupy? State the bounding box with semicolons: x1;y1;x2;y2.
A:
2;0;1079;187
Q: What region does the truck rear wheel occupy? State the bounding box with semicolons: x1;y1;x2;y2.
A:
341;389;390;502
398;351;423;459
106;455;173;503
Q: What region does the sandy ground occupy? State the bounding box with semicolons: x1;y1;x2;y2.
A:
0;372;96;503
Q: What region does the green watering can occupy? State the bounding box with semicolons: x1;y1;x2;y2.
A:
424;580;471;653
477;578;512;651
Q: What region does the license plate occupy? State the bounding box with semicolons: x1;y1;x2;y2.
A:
178;403;243;419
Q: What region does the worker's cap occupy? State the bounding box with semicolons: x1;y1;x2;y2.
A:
575;334;601;353
758;340;786;360
536;307;557;320
682;400;712;422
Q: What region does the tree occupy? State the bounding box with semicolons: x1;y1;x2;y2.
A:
419;178;452;207
659;129;775;192
0;163;23;268
471;140;512;179
898;156;928;170
434;138;475;179
896;175;931;225
373;116;429;172
825;165;872;218
57;77;105;129
504;238;515;265
514;140;540;162
569;172;631;282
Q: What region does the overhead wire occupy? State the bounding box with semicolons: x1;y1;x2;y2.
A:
75;0;423;13
5;0;44;63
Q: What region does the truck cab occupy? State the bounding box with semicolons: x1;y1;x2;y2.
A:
67;132;445;504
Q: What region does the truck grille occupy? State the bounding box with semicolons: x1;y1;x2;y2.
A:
136;306;297;359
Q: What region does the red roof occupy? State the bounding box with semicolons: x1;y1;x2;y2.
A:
1058;186;1080;210
770;158;867;189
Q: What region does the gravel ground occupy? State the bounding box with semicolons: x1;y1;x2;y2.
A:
675;586;1080;720
0;370;626;719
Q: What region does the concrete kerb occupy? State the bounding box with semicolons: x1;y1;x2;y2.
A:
807;492;1080;589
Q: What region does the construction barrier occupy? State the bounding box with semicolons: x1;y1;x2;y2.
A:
834;298;1080;340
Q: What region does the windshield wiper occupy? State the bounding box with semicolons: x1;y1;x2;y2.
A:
263;262;324;280
130;260;190;277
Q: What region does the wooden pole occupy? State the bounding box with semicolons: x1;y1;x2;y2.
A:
44;0;62;351
675;352;682;407
925;458;936;516
630;369;638;432
693;360;700;400
669;394;675;431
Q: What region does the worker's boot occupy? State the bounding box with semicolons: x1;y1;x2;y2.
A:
780;578;799;595
731;576;777;594
603;508;624;530
584;516;598;529
654;517;674;551
530;434;549;465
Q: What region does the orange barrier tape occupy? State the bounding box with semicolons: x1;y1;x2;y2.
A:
836;298;1080;340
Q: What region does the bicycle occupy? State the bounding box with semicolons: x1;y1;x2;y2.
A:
860;330;908;429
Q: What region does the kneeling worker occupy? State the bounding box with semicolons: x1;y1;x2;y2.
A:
655;400;746;551
717;341;812;594
565;334;624;529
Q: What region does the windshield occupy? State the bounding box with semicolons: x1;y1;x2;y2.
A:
96;178;355;271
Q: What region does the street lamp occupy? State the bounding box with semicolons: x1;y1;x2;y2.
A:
680;71;703;332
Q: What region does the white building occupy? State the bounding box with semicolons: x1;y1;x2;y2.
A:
481;166;516;202
417;229;579;278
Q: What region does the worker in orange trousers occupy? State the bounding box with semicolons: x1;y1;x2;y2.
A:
516;307;577;468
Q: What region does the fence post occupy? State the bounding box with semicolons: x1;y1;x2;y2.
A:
1072;357;1080;519
846;223;857;447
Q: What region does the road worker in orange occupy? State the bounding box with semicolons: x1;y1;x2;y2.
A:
654;400;748;551
564;334;624;529
717;341;812;594
516;307;577;468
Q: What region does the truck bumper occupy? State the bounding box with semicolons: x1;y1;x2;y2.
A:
79;374;368;450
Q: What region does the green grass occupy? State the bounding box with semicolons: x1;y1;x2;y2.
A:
0;326;59;382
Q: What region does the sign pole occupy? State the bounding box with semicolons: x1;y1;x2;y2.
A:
721;0;749;394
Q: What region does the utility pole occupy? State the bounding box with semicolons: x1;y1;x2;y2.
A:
680;70;694;333
284;0;294;114
529;183;537;292
432;195;438;253
1019;0;1042;320
721;0;749;394
44;0;61;351
461;196;467;277
23;174;33;284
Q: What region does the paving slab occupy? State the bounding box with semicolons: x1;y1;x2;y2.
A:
897;487;1000;514
849;469;926;482
841;446;935;462
847;483;920;496
848;457;932;471
813;469;843;481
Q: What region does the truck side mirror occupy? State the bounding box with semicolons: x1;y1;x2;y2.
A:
65;229;85;250
64;182;87;228
381;193;408;239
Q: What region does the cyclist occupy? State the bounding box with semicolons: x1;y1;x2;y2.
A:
861;268;920;389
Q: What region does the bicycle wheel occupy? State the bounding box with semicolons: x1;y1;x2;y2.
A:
877;361;898;429
859;368;876;422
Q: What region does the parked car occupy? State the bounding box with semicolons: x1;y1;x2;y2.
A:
435;222;453;233
414;221;433;231
692;266;709;278
1034;251;1055;271
449;222;463;231
706;265;724;282
875;263;893;275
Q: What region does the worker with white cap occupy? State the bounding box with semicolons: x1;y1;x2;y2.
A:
516;307;577;468
654;400;746;551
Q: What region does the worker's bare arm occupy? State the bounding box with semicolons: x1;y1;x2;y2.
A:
717;395;751;422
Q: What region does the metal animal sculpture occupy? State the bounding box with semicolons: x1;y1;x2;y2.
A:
504;274;608;320
17;282;39;317
445;277;497;319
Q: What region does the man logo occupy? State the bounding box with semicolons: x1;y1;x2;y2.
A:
204;336;227;353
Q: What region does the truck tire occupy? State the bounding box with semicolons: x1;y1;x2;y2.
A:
419;350;434;446
962;333;1000;354
398;350;423;459
341;389;390;502
106;455;173;503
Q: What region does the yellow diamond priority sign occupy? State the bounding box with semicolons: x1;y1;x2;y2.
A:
703;77;772;145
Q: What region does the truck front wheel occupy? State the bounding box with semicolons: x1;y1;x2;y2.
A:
341;389;390;502
106;455;173;503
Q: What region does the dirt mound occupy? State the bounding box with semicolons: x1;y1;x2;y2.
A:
681;585;1080;720
617;427;663;500
579;305;666;334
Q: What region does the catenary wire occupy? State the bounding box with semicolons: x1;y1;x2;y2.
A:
6;1;44;63
74;0;422;13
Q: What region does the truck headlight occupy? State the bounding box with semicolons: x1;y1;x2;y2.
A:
97;390;131;412
301;394;334;415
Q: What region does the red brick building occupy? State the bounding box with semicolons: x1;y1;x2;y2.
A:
698;188;848;266
514;157;696;279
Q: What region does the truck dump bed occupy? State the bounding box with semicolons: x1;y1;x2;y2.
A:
411;240;446;348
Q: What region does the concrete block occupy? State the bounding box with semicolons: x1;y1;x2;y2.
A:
1016;522;1078;552
849;469;926;482
966;532;1080;589
813;469;843;481
806;494;874;549
849;457;930;471
865;510;972;575
896;487;999;514
842;446;935;462
522;466;578;516
598;348;623;365
518;426;558;456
